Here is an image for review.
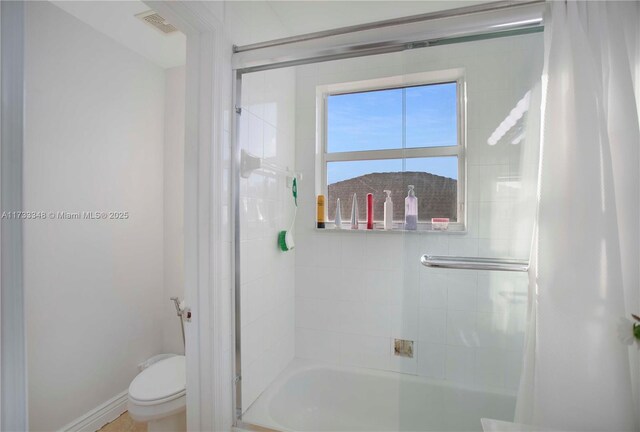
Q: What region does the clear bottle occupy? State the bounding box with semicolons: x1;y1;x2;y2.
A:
404;185;418;230
383;190;393;230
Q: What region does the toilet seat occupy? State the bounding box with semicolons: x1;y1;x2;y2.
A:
129;355;185;404
128;355;186;423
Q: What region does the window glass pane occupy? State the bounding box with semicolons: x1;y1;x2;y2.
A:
405;156;458;180
405;82;457;148
327;159;403;185
327;157;457;222
327;88;403;153
404;157;458;221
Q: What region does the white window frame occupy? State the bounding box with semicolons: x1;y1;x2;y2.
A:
315;69;467;231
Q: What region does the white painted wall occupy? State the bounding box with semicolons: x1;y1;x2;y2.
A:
24;2;184;430
239;67;297;412
162;66;186;356
223;1;291;47
293;33;543;393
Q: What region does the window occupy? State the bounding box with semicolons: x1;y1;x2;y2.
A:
318;71;465;229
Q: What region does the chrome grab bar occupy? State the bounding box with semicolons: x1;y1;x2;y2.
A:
420;255;529;272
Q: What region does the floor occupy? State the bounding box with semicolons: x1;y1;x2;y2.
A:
99;412;147;432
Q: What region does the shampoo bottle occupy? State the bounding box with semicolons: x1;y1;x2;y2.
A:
317;195;326;229
383;190;393;230
366;193;374;230
404;185;417;230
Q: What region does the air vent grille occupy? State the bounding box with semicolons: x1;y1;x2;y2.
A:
136;10;178;34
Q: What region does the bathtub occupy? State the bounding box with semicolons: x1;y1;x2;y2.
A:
240;359;516;431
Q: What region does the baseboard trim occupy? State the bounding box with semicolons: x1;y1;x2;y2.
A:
59;390;129;432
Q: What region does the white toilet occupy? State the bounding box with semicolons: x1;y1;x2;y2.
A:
128;355;186;432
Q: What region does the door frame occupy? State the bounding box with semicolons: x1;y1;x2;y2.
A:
1;1;27;431
143;2;229;430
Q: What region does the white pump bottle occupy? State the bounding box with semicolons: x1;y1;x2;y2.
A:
383;190;393;230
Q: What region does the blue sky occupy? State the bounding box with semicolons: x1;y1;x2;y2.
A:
327;82;458;184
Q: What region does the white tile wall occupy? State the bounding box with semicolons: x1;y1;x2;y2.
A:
239;67;297;411
293;33;543;393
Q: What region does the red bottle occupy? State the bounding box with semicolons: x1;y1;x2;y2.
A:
367;193;374;230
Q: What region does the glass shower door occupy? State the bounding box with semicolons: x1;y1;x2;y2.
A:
395;30;543;431
235;24;544;432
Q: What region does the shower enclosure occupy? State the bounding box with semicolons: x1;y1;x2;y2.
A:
232;2;545;430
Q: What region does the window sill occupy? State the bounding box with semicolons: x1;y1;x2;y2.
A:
316;222;467;235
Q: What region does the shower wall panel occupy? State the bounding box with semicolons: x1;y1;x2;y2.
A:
239;67;297;410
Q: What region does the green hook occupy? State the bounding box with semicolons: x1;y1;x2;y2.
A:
292;177;298;206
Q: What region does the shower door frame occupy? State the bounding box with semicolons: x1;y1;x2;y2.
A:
231;1;546;429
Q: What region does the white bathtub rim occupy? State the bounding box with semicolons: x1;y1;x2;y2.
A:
258;358;516;398
240;358;517;432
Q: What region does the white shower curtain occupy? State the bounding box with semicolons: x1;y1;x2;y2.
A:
515;1;640;431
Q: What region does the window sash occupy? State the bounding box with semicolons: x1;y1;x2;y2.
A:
325;145;460;163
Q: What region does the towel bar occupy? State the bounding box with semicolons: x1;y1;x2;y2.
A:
420;255;529;272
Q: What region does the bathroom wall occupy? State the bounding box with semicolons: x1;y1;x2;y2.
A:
24;2;169;430
293;33;543;393
162;66;186;355
239;68;297;411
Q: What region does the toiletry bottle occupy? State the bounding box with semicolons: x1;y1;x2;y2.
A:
317;195;326;229
404;185;417;230
334;198;343;229
383;190;393;230
366;193;374;230
350;193;359;230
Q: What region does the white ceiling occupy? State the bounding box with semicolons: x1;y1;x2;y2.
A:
51;1;186;69
49;0;491;67
265;1;492;37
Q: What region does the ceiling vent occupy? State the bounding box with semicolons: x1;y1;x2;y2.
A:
135;10;178;34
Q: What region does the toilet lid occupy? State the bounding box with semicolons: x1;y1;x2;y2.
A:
129;355;185;402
